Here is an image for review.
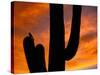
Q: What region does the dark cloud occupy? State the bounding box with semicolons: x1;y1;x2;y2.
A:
80;31;97;42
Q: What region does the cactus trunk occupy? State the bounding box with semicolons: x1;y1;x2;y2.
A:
48;4;65;71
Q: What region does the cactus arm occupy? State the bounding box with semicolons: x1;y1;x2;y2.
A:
65;5;82;60
23;33;47;72
36;44;47;72
23;33;36;72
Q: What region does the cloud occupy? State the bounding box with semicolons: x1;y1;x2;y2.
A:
80;31;97;42
13;2;97;73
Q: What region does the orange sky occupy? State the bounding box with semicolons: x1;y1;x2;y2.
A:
12;2;97;74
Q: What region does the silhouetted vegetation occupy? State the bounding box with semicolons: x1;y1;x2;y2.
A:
64;5;82;60
48;4;82;71
23;33;47;72
48;4;65;71
23;4;82;73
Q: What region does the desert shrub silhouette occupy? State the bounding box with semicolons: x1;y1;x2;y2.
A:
23;4;82;72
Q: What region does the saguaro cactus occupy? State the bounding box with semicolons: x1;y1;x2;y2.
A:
48;4;65;71
23;4;82;73
23;33;47;72
48;4;82;71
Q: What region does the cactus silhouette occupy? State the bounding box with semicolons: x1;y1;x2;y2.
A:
23;4;82;73
48;4;65;71
23;33;47;72
64;5;82;60
48;4;82;71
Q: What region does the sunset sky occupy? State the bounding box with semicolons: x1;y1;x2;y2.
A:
12;2;97;73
